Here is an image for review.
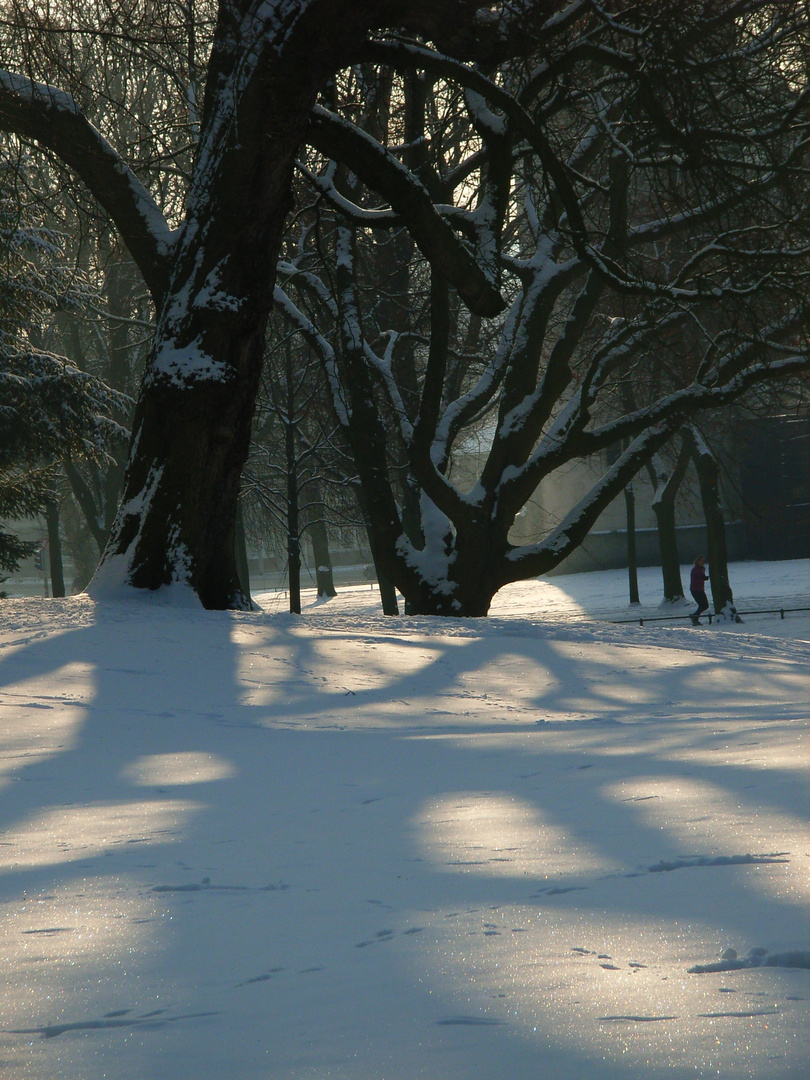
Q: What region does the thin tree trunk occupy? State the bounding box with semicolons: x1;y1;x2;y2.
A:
309;508;336;597
376;568;399;616
653;498;684;601
684;426;736;616
647;439;692;601
285;340;301;615
624;482;640;604
234;500;252;606
369;536;399;615
45;497;65;598
360;515;398;615
64;460;107;553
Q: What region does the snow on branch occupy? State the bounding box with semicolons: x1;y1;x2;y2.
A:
504;423;674;575
308;105;504;317
273;284;349;429
584;350;810;458
277;261;338;319
0;70;176;304
295;159;400;227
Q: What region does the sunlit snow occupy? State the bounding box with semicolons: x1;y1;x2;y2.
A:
0;561;807;1079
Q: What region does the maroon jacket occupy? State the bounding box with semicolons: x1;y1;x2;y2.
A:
690;564;708;593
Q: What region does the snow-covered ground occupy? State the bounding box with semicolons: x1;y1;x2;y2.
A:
0;560;807;1079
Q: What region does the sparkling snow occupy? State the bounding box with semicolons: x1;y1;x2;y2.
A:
0;561;807;1079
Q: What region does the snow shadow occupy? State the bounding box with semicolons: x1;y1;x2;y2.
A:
0;600;807;1079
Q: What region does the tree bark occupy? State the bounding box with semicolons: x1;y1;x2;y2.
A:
684;426;735;615
234;500;252;606
647;439;692;602
285;340;301;615
307;499;337;598
624;482;640;605
45;497;65;598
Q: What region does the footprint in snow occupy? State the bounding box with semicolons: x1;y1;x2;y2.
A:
689;946;810;973
356;927;424;948
235;968;284;987
599;1015;677;1023
645;852;789;874
436;1016;505;1027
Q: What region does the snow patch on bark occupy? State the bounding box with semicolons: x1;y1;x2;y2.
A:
396;496;457;595
193;260;243;313
149;338;229;386
87;464;188;604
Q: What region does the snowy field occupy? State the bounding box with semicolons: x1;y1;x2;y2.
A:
0;560;807;1079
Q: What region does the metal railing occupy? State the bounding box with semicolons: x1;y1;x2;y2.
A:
611;606;810;626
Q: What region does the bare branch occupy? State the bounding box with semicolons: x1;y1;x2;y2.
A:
307;105;505;317
0;70;176;305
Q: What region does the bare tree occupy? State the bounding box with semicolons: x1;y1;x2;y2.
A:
1;2;807;612
278;5;810;614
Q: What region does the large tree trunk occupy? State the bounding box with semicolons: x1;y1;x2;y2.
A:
92;2;474;609
95;195;300;605
89;5;331;607
98;365;264;607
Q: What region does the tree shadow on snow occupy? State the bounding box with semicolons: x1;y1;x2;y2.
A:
0;599;806;1079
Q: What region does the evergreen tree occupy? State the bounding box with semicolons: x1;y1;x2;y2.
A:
0;147;124;574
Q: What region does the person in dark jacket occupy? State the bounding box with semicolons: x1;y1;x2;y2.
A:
690;555;709;624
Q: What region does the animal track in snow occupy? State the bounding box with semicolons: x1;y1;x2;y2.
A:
570;949;647;973
599;1015;677;1023
531;885;588;897
235;968;285;987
